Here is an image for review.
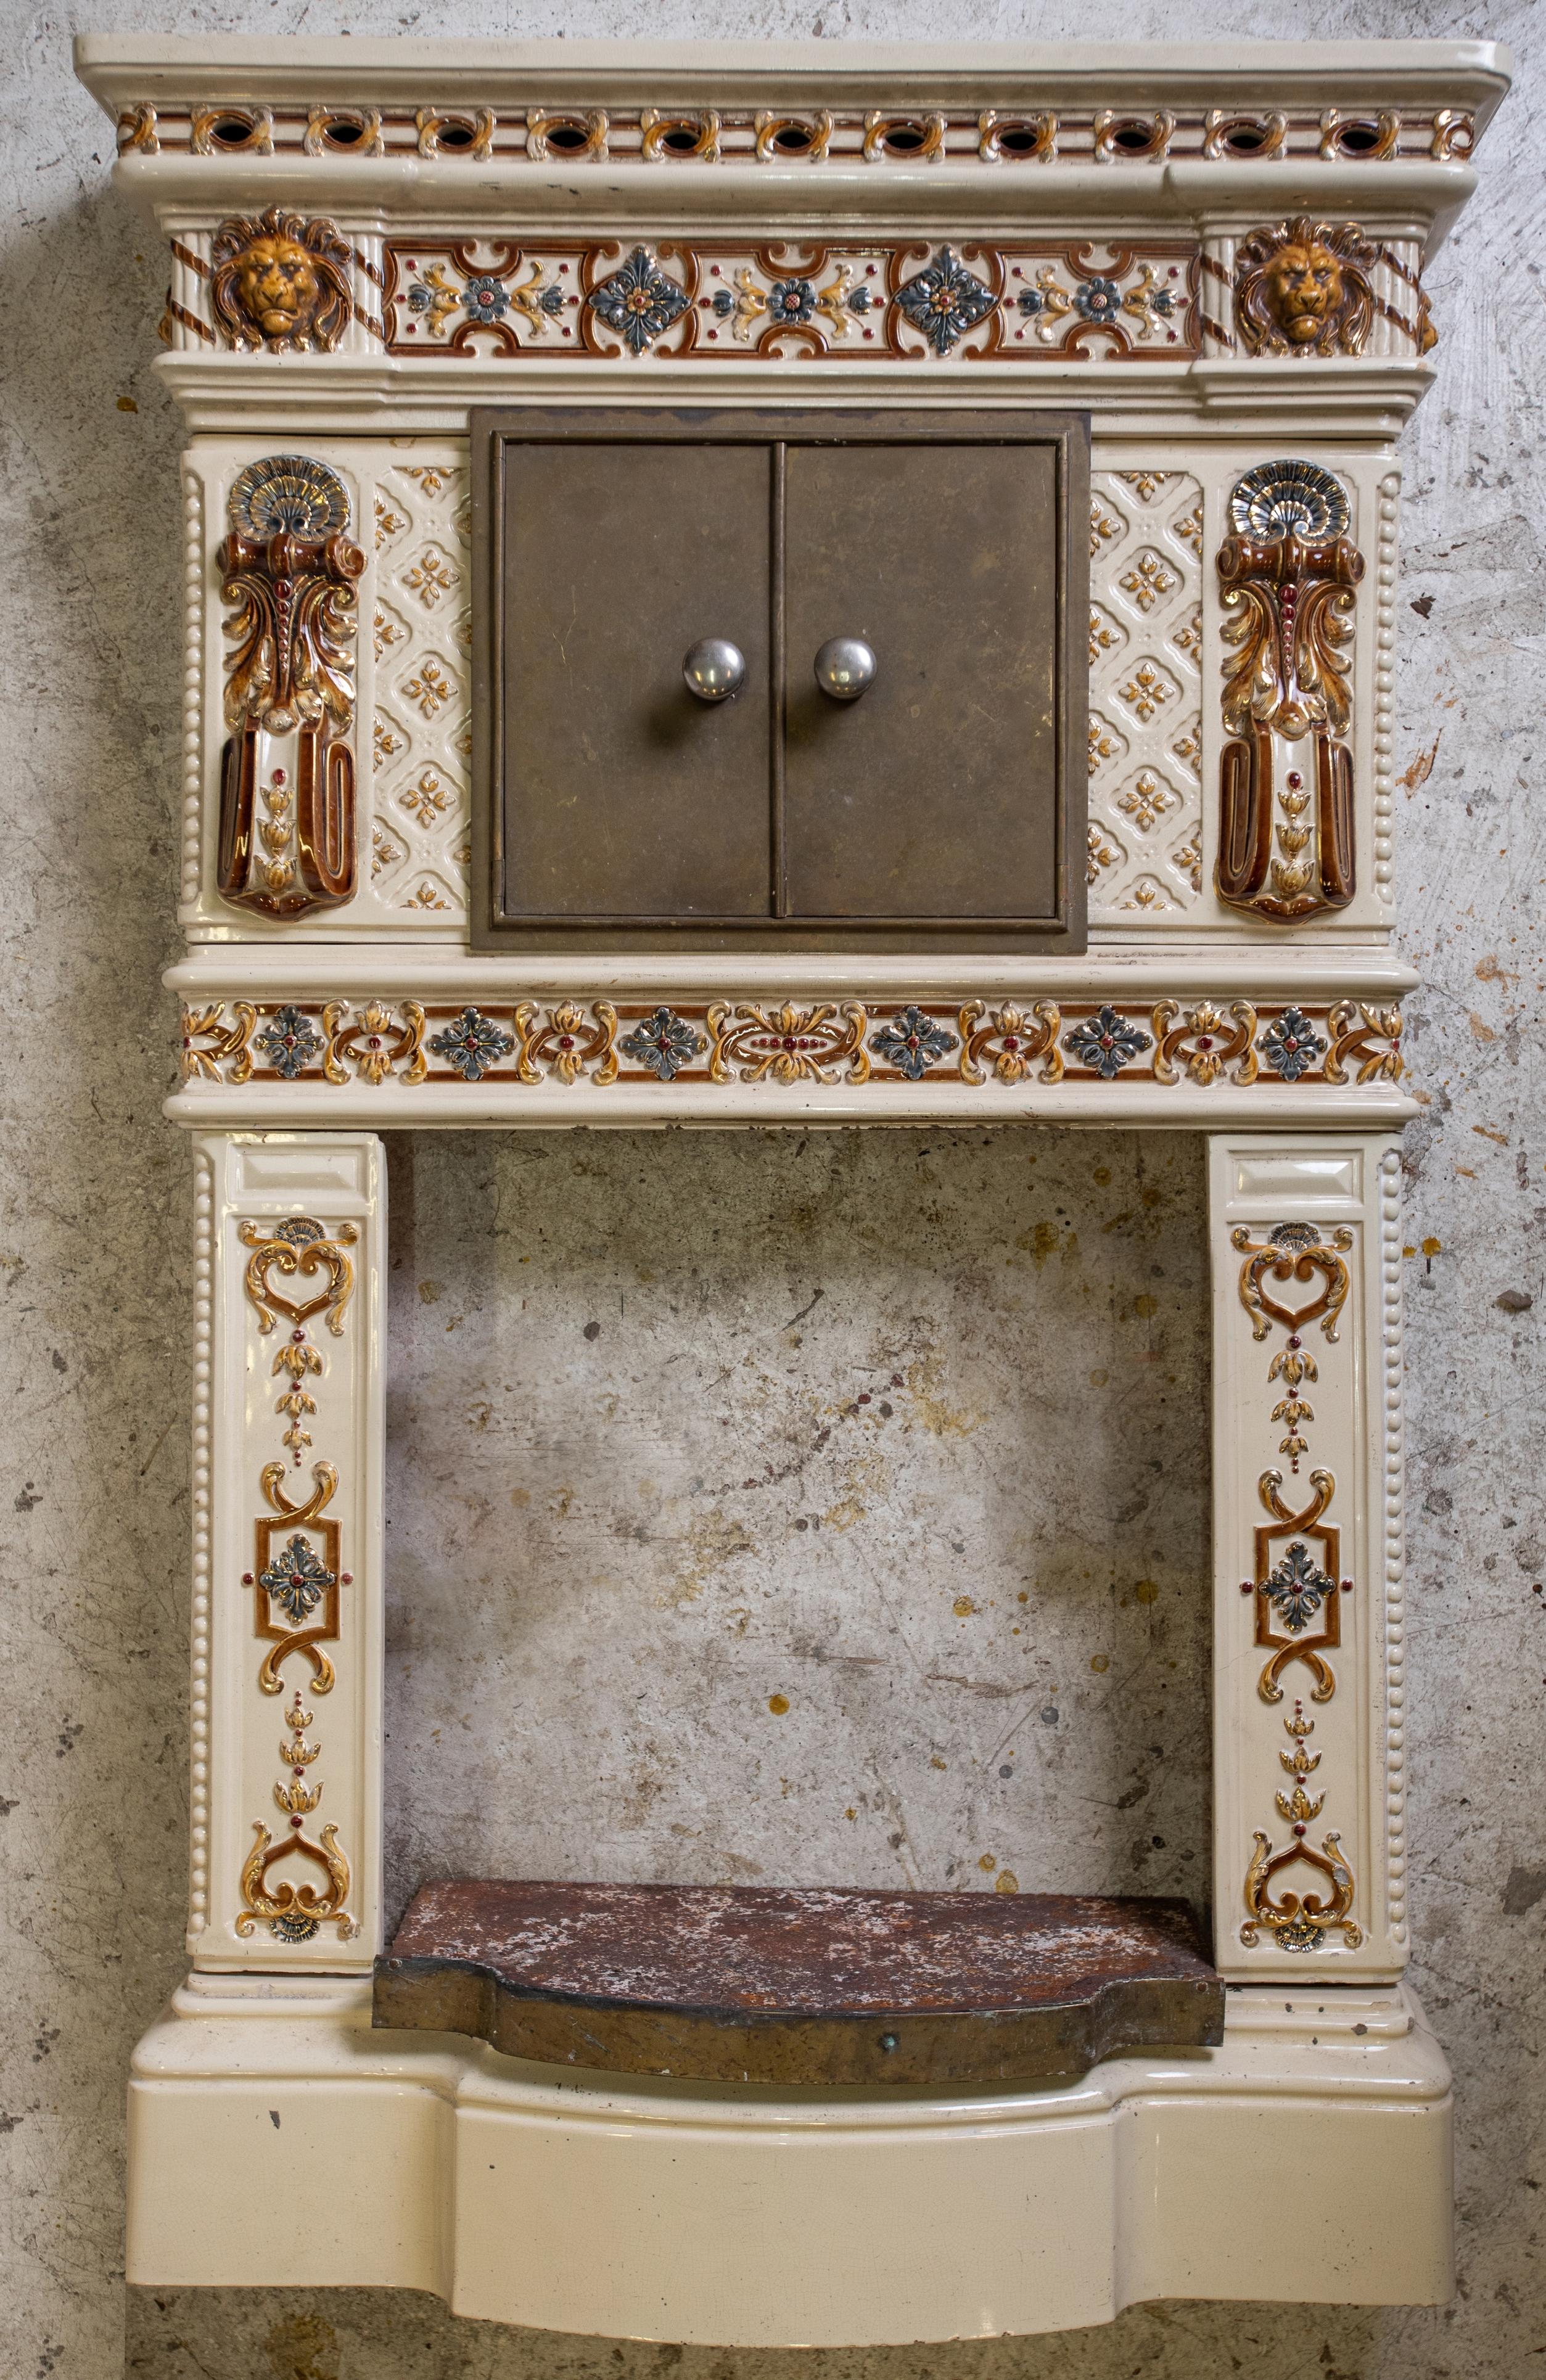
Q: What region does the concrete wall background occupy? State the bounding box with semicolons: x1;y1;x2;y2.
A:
1;2;1540;2376
382;1129;1210;1923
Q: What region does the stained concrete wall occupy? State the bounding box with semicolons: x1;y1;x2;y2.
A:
382;1129;1210;1921
1;4;1541;2378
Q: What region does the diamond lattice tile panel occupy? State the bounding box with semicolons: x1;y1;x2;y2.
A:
371;455;472;919
1087;470;1203;921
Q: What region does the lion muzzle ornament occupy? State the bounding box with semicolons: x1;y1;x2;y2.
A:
211;207;355;353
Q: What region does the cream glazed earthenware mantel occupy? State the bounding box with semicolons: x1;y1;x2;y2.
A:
77;33;1508;2345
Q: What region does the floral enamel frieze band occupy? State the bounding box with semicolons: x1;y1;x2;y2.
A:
383;239;1198;361
181;996;1402;1091
159;214;1437;363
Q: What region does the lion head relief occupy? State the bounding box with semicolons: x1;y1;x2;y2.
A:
1235;217;1377;359
211;208;354;353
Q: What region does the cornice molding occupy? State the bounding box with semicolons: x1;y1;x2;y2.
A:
75;35;1512;127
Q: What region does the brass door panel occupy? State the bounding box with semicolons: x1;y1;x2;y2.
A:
474;408;1087;954
492;439;774;921
783;441;1061;921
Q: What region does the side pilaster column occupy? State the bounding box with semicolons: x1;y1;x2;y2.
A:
1209;1132;1404;1979
189;1133;384;1971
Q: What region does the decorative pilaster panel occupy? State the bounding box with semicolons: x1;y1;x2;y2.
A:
1209;1133;1402;1980
191;1134;384;1971
182;440;472;937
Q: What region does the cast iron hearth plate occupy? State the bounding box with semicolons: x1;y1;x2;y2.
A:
373;1880;1223;2086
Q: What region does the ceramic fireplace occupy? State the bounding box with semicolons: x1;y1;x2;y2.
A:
74;30;1510;2345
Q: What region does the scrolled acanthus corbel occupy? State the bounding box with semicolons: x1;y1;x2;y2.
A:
216;455;364;917
1215;459;1363;922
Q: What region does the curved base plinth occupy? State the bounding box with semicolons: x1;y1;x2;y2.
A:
128;1972;1453;2345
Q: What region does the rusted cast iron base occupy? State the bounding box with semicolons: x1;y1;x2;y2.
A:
374;1881;1223;2086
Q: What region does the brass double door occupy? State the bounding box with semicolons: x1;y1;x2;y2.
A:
473;407;1088;953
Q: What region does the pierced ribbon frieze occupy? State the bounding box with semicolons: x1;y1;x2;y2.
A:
120;97;1478;170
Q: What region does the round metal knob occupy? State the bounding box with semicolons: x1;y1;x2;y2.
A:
813;636;876;702
683;638;746;702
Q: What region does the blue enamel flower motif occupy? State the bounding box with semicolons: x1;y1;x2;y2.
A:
257;1006;323;1079
620;1007;705;1081
272;1912;320;1943
847;286;873;314
261;1534;335;1628
1063;1005;1152;1078
429;1006;514;1081
767;277;815;324
1074;276;1123;324
461;274;509;325
870;1006;958;1079
1258;1006;1326;1081
1017;288;1045;317
895;245;997;355
272;1218;324;1247
588;247;689;354
1263;1541;1334;1633
538;284;565;316
711;289;735;317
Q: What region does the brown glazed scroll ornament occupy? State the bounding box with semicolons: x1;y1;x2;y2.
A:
216;457;364;917
1215;461;1363;922
1241;1702;1362;1953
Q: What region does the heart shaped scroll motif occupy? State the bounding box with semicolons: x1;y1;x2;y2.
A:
239;1215;359;1335
1231;1220;1353;1342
